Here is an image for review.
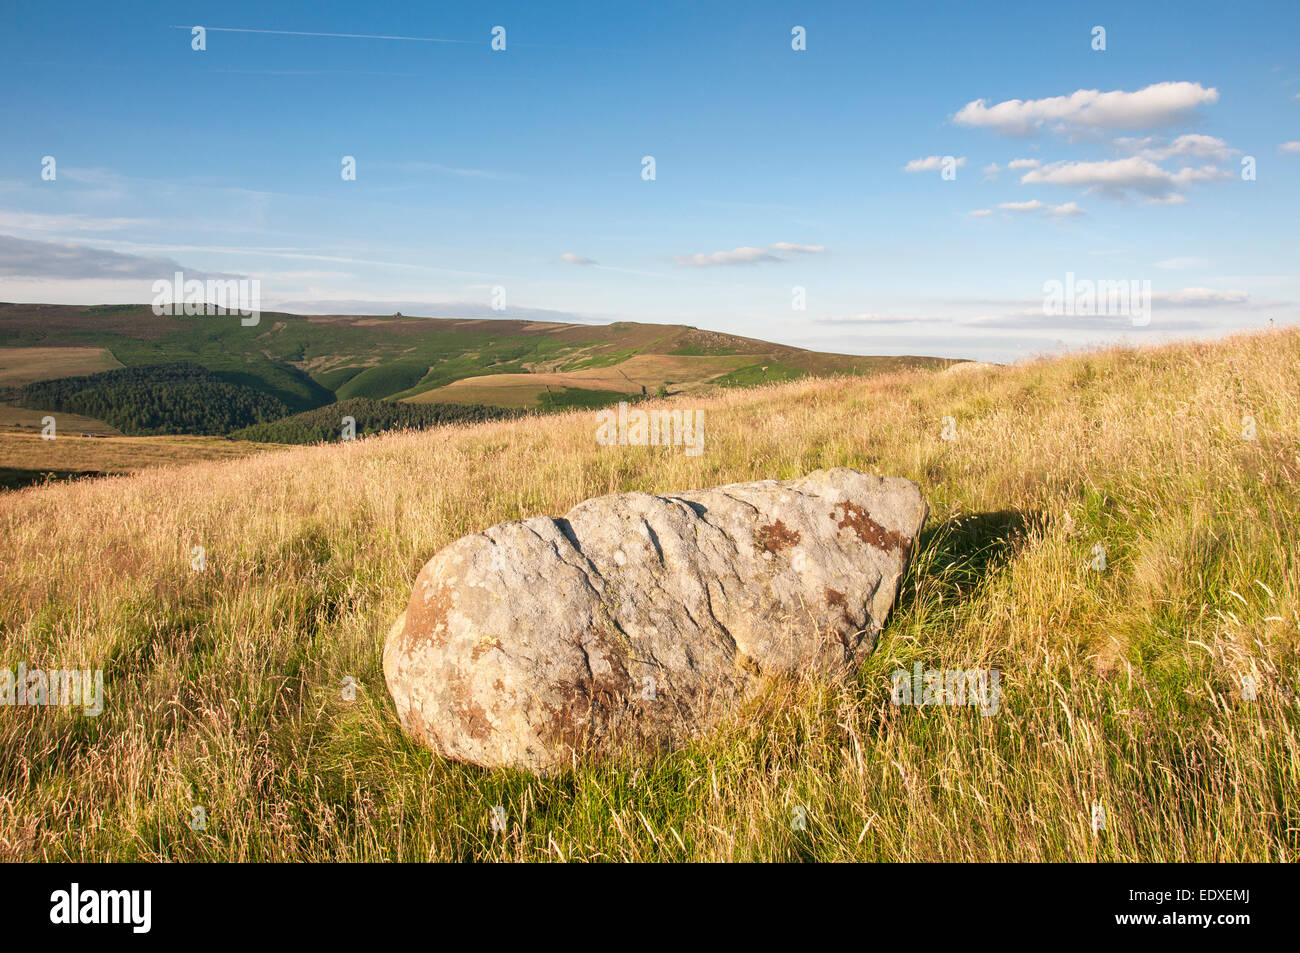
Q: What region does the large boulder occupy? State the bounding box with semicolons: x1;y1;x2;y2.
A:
383;467;927;772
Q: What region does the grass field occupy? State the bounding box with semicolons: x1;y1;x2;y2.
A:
0;431;275;490
0;327;1296;861
0;346;122;388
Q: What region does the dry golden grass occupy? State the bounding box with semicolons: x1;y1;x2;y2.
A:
0;431;276;490
0;327;1296;861
405;354;758;407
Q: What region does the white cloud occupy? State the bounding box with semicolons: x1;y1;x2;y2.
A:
560;252;597;265
1046;201;1085;216
1008;158;1042;169
972;200;1085;218
1019;157;1230;200
674;243;825;268
903;155;967;172
677;247;774;267
1115;133;1239;162
953;81;1219;135
1279;141;1300;154
768;242;825;254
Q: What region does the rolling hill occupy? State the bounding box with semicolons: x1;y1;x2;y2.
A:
0;302;958;486
0;302;956;412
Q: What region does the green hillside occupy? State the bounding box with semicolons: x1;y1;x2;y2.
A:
0;304;960;452
0;304;957;413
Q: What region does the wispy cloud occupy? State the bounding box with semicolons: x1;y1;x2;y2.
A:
0;234;223;280
813;313;949;325
560;253;596;265
1115;133;1239;162
370;160;520;181
969;200;1084;218
674;243;825;268
1157;287;1252;306
903;155;966;172
0;210;156;233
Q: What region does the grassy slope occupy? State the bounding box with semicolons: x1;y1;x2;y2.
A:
0;346;121;387
0;328;1296;861
0;304;954;412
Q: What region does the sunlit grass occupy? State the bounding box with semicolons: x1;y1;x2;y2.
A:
0;328;1297;861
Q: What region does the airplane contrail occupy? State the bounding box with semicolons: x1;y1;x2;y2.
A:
171;25;478;44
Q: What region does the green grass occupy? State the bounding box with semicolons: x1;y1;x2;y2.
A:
536;387;629;411
714;361;806;387
335;361;431;401
559;348;637;371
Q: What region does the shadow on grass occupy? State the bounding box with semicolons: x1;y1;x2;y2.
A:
0;467;108;491
899;508;1037;606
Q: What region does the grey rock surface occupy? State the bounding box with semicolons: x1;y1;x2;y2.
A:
384;467;927;772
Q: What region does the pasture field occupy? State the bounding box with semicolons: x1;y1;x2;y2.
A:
0;346;122;388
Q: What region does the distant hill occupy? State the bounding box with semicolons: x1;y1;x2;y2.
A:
0;303;959;419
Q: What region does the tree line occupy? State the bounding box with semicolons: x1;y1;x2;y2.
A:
9;362;290;436
229;397;521;444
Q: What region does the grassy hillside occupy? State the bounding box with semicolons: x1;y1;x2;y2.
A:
0;328;1296;861
0;303;955;414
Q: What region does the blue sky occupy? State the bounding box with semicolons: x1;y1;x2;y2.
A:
1;0;1296;360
